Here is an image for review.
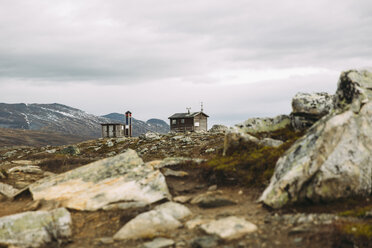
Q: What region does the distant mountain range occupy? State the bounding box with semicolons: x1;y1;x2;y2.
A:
101;113;169;135
0;103;169;140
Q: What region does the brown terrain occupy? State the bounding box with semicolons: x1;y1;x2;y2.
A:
0;127;90;147
0;128;370;248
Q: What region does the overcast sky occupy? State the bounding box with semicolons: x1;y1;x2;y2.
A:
1;0;372;126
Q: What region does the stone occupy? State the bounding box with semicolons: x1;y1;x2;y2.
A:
190;236;219;248
162;168;189;177
205;148;215;153
207;185;218;191
191;192;236;208
200;216;257;240
209;124;228;133
291;92;334;130
101;201;147;211
46;149;57;154
146;157;205;169
142;237;175;248
0;208;71;248
0;182;20;198
114;202;191;240
260;69;372;208
106;140;114;147
142;132;161;140
8;165;43;174
235;115;291;134
173;195;192;203
61;145;80;155
259;138;284;148
186;218;211;230
223;128;260;156
29;149;171;211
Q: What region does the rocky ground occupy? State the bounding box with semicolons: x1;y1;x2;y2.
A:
0;129;370;248
0;69;371;248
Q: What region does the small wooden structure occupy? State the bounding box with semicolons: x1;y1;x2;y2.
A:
101;110;133;138
168;109;209;132
101;123;124;138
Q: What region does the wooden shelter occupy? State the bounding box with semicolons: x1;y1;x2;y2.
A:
101;123;124;138
168;110;209;132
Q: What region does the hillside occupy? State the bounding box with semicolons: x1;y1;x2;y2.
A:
0;127;90;147
0;104;169;143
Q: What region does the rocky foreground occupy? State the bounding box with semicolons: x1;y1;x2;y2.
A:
0;69;371;247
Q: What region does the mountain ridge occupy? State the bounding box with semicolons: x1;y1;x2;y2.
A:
0;103;169;142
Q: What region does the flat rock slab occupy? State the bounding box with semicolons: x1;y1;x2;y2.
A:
29;149;171;211
200;216;258;240
114;202;191;240
142;237;175;248
0;182;19;198
191;192;237;208
0;208;71;248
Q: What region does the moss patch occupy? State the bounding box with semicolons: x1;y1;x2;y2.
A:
203;126;304;187
339;205;372;218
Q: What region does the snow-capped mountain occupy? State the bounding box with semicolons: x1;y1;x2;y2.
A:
0;103;169;138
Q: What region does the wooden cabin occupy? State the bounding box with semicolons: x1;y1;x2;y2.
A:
168;111;209;132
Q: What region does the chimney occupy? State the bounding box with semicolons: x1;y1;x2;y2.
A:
186;107;191;114
125;111;132;137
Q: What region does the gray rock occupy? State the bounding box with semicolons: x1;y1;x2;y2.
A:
205;148;215;153
29;149;171;211
3;150;17;158
61;145;80;155
8;165;43;174
46;149;57;154
235;115;291;134
142;237;175;248
106;140;114;147
223;128;260;156
142;132;161;140
162;168;189;177
146;157;205;169
260;69;372;208
0;182;20;198
101;201;147;211
0;208;71;248
114;202;191;240
200;216;258;240
191;192;236;208
209;125;228;133
191;236;219;248
259;138;284;148
291;92;334;130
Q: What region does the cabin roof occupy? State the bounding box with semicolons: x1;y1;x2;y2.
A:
168;111;209;119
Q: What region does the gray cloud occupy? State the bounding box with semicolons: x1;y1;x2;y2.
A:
0;0;371;125
0;0;371;83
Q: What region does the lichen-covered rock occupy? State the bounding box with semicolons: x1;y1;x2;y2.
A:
0;208;71;248
113;202;191;240
259;69;372;209
200;216;257;240
259;138;284;148
209;124;228;133
235;115;291;134
291;92;334;130
223;128;260;156
29;149;171;211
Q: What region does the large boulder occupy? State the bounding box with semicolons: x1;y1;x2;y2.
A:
291;92;334;130
209;124;228;133
29;149;171;211
0;208;71;248
235;115;291;134
259;69;372;208
113;202;191;240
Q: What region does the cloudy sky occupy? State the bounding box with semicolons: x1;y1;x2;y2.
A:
1;0;372;126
